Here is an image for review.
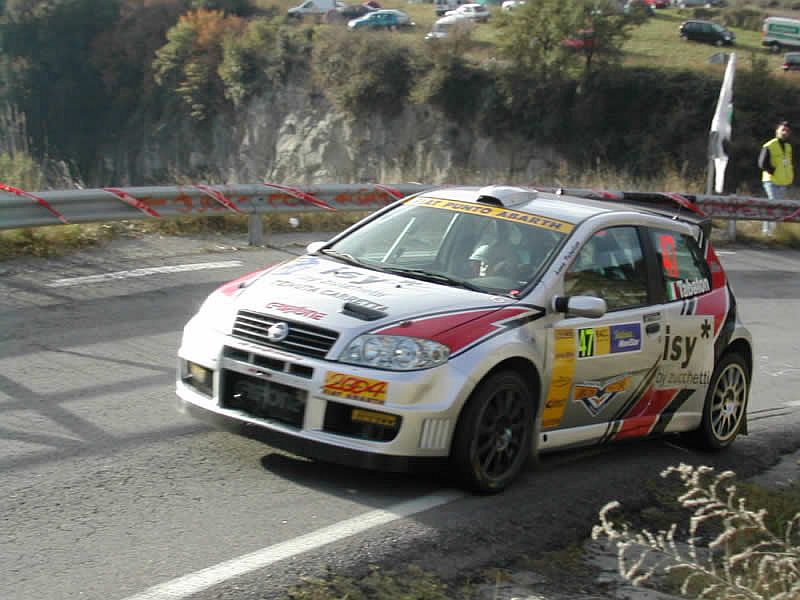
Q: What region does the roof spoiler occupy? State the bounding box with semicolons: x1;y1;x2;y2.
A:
539;187;713;243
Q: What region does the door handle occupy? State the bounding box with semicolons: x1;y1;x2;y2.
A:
646;323;660;334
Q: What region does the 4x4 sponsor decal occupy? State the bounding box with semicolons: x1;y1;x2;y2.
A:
574;375;632;416
577;322;642;359
323;371;389;404
406;197;575;233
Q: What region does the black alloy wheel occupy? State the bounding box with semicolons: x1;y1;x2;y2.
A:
452;371;535;492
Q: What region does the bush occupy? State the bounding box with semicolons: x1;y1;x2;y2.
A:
410;32;492;123
722;8;765;31
152;9;246;120
593;464;800;600
219;17;306;106
311;28;415;118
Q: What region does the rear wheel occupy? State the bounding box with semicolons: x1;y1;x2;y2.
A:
770;42;782;53
689;352;749;450
451;371;535;493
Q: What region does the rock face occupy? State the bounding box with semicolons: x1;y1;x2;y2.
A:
98;80;562;186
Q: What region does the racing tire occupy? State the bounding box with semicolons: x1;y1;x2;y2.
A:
687;352;749;450
451;370;535;493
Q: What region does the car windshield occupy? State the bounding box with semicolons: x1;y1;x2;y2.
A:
323;197;569;295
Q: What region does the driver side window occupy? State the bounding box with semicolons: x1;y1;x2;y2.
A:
564;226;649;311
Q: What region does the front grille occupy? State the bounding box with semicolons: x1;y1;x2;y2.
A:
232;310;339;359
222;370;306;428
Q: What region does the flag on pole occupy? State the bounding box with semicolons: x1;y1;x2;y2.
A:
709;52;736;194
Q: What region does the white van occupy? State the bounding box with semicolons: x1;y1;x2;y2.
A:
425;14;475;39
762;16;800;52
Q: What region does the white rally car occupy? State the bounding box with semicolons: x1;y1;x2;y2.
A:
177;186;752;492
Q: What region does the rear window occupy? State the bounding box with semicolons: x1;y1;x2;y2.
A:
650;230;711;301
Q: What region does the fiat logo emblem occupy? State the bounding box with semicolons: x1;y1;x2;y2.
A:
266;322;289;342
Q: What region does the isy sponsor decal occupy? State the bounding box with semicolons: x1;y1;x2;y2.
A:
323;372;389;404
271;255;321;276
578;323;641;359
574;375;632;416
265;302;327;321
655;316;714;388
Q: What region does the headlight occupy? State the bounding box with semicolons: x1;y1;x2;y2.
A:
340;335;450;370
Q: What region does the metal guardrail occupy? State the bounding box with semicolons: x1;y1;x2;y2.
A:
1;182;799;245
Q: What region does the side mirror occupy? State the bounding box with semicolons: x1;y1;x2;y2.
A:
306;241;326;254
552;295;607;318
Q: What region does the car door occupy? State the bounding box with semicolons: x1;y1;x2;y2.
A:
644;226;717;433
542;225;664;445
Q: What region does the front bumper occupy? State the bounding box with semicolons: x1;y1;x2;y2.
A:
177;388;446;472
177;328;471;471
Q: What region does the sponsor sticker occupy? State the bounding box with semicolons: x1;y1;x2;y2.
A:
266;302;326;321
669;278;711;301
406;197;575;233
578;323;641;359
351;409;398;427
542;328;577;428
655;316;714;389
323;372;389;404
574;375;632;416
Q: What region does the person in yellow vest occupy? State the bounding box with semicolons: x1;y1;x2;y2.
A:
758;120;794;235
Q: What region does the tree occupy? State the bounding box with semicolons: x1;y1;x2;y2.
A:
495;0;633;81
152;8;246;120
0;0;123;175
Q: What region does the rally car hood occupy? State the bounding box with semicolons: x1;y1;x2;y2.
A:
226;255;522;337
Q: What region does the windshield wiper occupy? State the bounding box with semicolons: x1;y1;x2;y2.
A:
380;267;486;293
320;249;370;268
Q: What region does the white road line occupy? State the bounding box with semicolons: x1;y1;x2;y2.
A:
47;261;244;288
120;490;463;600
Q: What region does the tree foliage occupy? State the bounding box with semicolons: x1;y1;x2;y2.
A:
311;28;413;118
0;0;123;172
495;0;633;81
219;17;304;106
152;8;246;120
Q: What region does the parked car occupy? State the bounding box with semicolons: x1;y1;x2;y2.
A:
425;14;475;40
563;29;595;50
763;16;800;53
177;185;752;492
501;0;526;11
334;3;374;19
679;20;735;46
624;0;656;16
444;3;490;22
435;0;467;16
676;0;726;7
782;52;800;70
645;0;669;8
347;9;414;29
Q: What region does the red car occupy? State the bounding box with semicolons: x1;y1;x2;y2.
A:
646;0;670;7
563;29;595;50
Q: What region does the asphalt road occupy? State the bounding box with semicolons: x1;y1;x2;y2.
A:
1;233;798;600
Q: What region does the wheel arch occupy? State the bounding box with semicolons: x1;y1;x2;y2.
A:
726;337;753;381
450;356;543;449
722;336;753;435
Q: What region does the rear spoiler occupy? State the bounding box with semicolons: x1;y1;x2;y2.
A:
536;187;713;247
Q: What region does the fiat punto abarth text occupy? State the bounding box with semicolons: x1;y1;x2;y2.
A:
177;186;753;492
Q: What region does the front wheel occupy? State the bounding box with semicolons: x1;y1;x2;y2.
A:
451;371;535;493
688;352;749;450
